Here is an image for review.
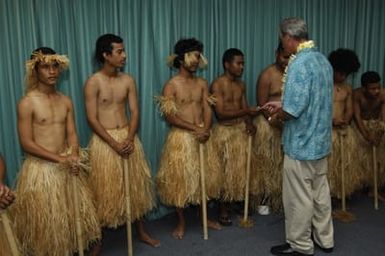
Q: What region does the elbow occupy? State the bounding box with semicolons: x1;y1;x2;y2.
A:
86;116;98;128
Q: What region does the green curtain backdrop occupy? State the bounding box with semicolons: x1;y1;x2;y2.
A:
1;0;384;217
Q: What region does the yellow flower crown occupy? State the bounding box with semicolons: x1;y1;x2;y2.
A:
166;52;208;69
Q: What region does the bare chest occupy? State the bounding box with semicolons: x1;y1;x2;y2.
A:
98;84;128;106
222;84;243;103
174;85;203;105
333;87;349;102
361;98;382;118
32;98;67;125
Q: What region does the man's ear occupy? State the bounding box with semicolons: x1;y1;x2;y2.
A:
224;61;230;70
102;52;109;60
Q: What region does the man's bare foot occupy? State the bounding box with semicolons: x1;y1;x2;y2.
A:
88;242;102;256
138;231;161;247
207;219;222;230
172;222;185;240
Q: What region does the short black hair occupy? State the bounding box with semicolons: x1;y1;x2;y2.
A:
172;38;203;68
222;48;244;70
361;71;381;87
95;34;123;64
328;48;360;75
31;47;56;59
276;41;284;53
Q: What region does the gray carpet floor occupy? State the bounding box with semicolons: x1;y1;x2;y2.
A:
99;192;385;256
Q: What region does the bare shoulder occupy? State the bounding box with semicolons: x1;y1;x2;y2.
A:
238;80;246;91
58;93;73;106
353;87;363;96
259;64;274;80
120;72;135;84
353;87;364;101
196;76;208;86
84;72;101;90
18;93;34;110
211;75;226;90
380;89;385;102
162;78;177;95
342;83;353;94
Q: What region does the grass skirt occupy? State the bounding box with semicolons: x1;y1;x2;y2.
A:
0;224;11;256
156;128;221;208
0;212;17;256
327;126;363;198
353;120;385;187
209;123;251;202
88;129;155;228
10;155;101;256
251;115;283;212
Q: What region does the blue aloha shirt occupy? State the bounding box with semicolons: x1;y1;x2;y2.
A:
282;47;333;161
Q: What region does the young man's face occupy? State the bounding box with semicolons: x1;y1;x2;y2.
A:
36;61;60;86
280;34;297;55
105;42;126;68
182;51;201;73
276;50;290;70
226;55;244;77
364;82;381;99
333;71;348;84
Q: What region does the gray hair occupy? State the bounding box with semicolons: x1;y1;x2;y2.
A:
279;17;308;40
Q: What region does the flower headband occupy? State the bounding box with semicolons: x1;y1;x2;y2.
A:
166;51;208;69
25;51;70;91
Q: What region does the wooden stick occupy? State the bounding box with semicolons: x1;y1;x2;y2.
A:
372;146;378;210
199;143;208;240
71;176;84;256
339;132;346;211
1;210;20;256
243;136;252;222
123;159;133;255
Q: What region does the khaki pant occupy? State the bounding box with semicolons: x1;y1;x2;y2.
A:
283;154;334;255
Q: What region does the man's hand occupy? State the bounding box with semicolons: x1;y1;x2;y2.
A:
59;155;80;175
248;106;261;116
194;126;210;143
364;131;378;146
333;117;348;128
111;141;132;158
0;183;15;209
122;139;135;155
261;101;282;115
268;114;284;128
245;123;256;136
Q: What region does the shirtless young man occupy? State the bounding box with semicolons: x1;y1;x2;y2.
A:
327;49;361;198
257;42;290;107
353;71;385;198
210;48;259;224
12;47;100;255
156;38;221;239
84;34;159;247
253;43;290;212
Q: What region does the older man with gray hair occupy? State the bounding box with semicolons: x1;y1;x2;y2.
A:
263;17;334;256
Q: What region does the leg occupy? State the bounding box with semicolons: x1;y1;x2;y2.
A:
312;158;334;249
136;220;160;247
88;242;102;256
198;204;222;230
172;208;185;240
218;201;232;226
282;155;314;255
